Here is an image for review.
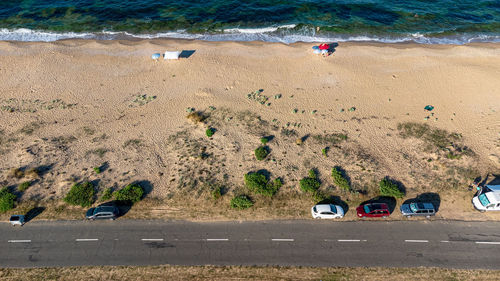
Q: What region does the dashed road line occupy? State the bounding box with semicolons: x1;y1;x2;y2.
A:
475;241;500;245
75;239;99;242
405;240;428;243
8;240;31;243
440;240;450;243
338;239;361;242
206;238;229;241
141;238;164;242
272;238;294;242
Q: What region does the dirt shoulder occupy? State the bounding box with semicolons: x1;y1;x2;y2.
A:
0;265;498;281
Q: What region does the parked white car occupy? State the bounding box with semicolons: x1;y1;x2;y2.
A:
311;204;344;219
472;185;500;212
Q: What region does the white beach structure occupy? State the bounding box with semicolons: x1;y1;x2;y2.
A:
164;51;181;60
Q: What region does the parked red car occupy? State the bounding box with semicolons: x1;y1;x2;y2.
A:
356;203;390;218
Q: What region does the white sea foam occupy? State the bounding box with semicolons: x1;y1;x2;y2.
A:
0;28;94;41
0;27;499;45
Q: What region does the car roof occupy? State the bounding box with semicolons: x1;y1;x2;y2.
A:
95;206;116;212
486;191;500;203
315;204;333;213
412;202;434;210
366;203;387;209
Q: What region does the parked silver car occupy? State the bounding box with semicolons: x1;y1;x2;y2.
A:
86;206;119;220
400;202;435;218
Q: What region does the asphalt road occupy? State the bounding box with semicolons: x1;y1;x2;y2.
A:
1;220;499;269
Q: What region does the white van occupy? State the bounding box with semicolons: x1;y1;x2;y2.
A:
472;185;500;211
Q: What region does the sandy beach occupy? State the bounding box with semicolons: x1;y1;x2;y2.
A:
0;39;499;221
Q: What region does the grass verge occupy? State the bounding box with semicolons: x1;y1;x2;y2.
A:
0;265;497;281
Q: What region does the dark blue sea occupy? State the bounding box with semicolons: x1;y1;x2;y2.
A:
0;0;499;43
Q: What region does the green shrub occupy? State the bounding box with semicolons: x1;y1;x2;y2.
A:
206;128;215;137
273;178;283;189
230;195;253;210
211;186;222;200
244;172;281;196
379;178;404;198
100;188;113;201
114;184;144;203
64;182;95;207
18;181;31;192
300;169;321;193
312;191;327;202
93;167;101;174
308;169;316;178
0;187;16;213
260;137;268;145
322;148;328;157
254;146;269;160
331;167;350;191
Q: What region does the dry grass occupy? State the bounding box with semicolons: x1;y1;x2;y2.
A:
8;168;24;179
0;265;498;281
186;111;206;124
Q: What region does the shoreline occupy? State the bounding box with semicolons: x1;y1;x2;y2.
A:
1;27;499;45
1;38;499;53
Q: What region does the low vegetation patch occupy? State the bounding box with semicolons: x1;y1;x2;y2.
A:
300;169;321;193
312;133;348;146
397;122;473;157
114;184;144;204
8;168;24;179
130;94;156;107
211;185;222;200
244;171;282;196
18;181;31;192
379;178;404;198
64;182;95;207
86;148;108;158
24;168;39;179
260;137;269;145
254;146;269;160
0;187;16;213
230;195;253;210
206;128;215;137
19;122;41;135
331;167;350;192
123;139;143;149
93;167;101;174
186;111;206;124
100;188;113;201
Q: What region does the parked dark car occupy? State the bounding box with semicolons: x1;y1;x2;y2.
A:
400;202;435;218
85;206;119;220
356;203;390;218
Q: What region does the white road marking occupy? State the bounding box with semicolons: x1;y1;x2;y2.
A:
8;240;31;243
206;238;229;241
272;239;294;242
405;240;428;243
338;239;361;242
475;241;500;245
141;239;164;241
75;239;98;242
440;240;450;243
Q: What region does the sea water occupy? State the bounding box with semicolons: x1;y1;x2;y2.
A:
0;0;498;43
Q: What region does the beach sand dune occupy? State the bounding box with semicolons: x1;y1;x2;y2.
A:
0;40;499;221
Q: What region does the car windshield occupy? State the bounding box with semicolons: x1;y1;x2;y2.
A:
363;205;371;213
330;205;337;213
478;194;490;207
410;203;418;212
